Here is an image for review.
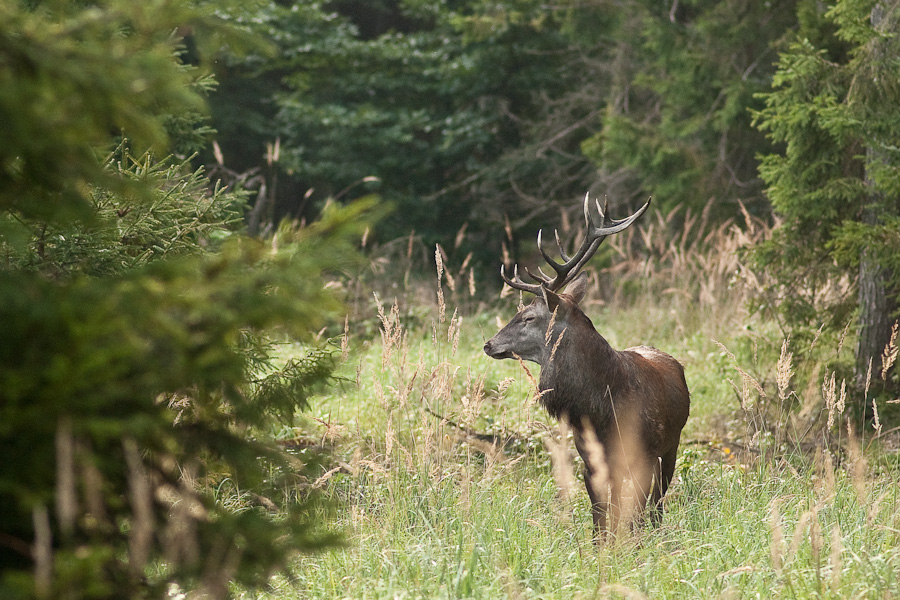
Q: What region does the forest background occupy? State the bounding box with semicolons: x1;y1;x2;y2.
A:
211;0;900;384
2;0;900;598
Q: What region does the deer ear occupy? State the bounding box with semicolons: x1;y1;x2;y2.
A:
564;272;588;304
541;286;564;314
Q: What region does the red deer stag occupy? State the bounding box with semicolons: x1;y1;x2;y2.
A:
483;194;690;537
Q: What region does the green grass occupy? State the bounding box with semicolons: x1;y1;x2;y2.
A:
246;267;900;599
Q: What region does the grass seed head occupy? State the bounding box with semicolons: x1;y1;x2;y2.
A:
776;338;794;402
881;320;899;380
341;314;350;362
830;521;843;593
548;327;567;364
769;497;784;575
824;371;837;429
435;244;446;323
872;397;882;437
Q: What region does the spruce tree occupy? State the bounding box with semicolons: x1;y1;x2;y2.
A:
753;0;900;400
0;2;370;597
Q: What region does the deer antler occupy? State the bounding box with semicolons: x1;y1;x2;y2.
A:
501;193;651;295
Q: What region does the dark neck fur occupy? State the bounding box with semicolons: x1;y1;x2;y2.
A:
538;311;629;426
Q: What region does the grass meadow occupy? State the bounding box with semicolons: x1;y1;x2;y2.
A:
249;208;900;599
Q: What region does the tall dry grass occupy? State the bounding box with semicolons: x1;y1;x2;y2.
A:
258;201;900;599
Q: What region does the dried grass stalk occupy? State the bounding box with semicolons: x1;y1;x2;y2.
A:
789;510;813;561
548;327;567;364
545;306;559;343
123;437;153;576
435;244;446;323
448;308;462;356
374;292;403;370
776;338;794;402
881;320;899;380
545;419;576;503
823;372;846;429
769;498;784;575
864;357;873;399
55;416;77;536
837;317;853;355
872;397;882;437
830;521;843;593
385;412;395;458
341;314;350;363
32;504;52;599
714;339;766;410
579;418;609;509
844;423;868;507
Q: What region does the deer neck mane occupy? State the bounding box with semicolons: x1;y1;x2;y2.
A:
537;311;629;423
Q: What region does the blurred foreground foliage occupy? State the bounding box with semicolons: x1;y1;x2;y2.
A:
0;0;377;597
0;199;373;598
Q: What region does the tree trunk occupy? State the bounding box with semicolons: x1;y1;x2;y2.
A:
856;161;899;406
856;237;896;391
855;3;899;405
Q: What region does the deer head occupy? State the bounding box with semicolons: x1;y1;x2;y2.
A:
484;193;650;364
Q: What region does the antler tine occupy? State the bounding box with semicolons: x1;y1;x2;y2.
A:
553;195;652;290
498;194;651;296
582;191;591;228
586;197;651;238
500;263;543;295
536;229;567;279
525;264;552;283
594;197;607;225
554;229;571;262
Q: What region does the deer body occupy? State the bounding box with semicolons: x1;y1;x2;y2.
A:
484;195;690;536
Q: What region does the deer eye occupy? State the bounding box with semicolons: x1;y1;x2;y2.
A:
522;315;535;324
